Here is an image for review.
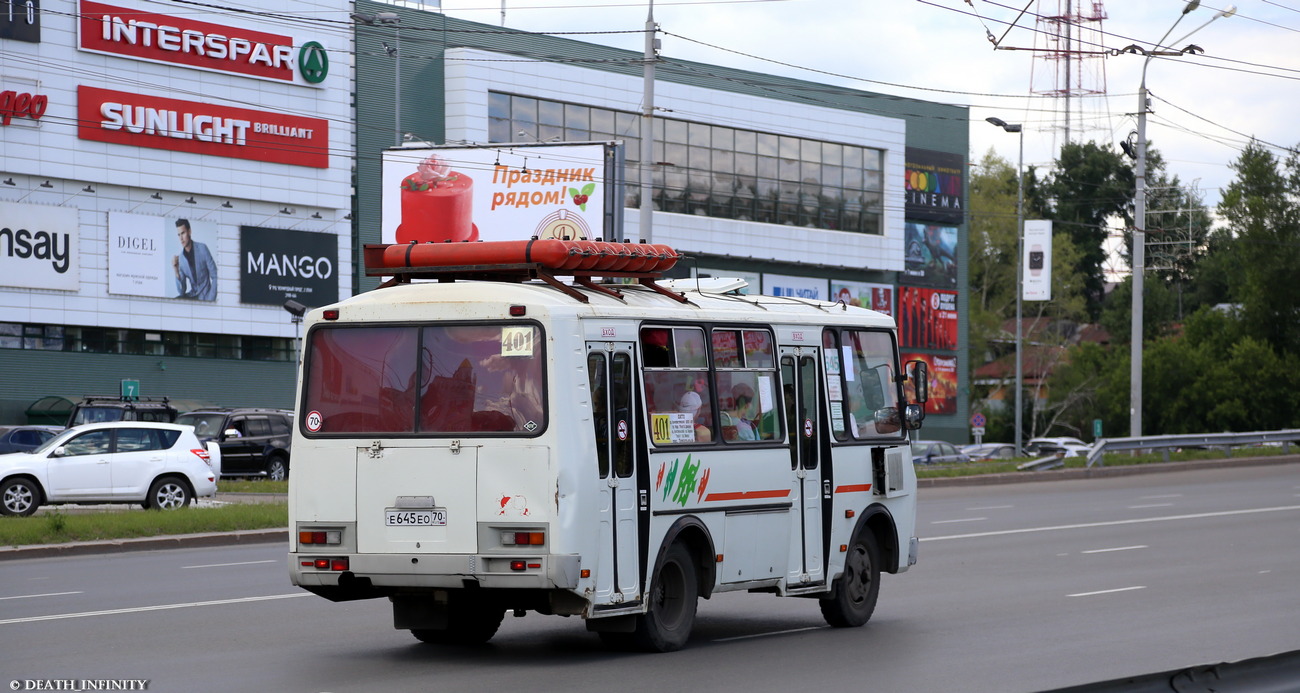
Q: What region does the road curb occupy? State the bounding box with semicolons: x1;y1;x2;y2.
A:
0;527;288;561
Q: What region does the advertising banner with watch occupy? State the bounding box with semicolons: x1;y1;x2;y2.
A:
1023;219;1052;301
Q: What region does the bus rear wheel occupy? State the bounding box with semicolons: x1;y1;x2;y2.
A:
631;542;698;652
819;530;880;627
410;598;505;646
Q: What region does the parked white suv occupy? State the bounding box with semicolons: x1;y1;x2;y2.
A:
1026;436;1092;458
0;421;220;517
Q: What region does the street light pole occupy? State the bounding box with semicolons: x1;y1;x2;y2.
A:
987;117;1024;456
1130;1;1234;439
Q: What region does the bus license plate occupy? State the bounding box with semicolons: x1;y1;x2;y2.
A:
385;509;447;526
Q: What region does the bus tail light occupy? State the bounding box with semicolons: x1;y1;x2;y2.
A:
501;531;545;546
308;557;349;571
299;530;342;545
510;560;527;571
323;309;340;320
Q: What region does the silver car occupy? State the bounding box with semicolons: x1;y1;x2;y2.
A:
911;440;971;465
0;421;220;517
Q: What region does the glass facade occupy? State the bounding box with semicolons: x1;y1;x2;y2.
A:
489;92;885;234
0;322;296;361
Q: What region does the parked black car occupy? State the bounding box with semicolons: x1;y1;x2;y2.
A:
67;395;179;427
0;425;64;453
175;408;293;480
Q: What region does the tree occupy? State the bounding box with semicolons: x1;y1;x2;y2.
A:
1043;141;1135;319
1216;140;1300;354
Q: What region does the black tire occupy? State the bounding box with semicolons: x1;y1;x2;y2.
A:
144;476;192;510
411;598;505;646
1;477;41;517
819;530;881;628
631;542;699;652
266;456;289;482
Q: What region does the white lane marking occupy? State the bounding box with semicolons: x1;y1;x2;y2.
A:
1128;503;1174;509
1260;570;1272;574
931;517;987;524
715;626;825;642
922;504;1300;541
0;591;84;601
181;560;277;569
1081;545;1147;554
1068;586;1146;598
0;593;311;626
967;505;1013;511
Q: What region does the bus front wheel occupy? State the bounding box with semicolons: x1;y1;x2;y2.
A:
819;530;881;627
632;542;698;652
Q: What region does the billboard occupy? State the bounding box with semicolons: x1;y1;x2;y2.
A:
904;148;965;224
240;226;338;307
902;352;958;415
108;212;218;301
903;222;958;288
898;286;958;350
0;202;79;291
830;280;893;317
1023;219;1053;301
762;274;828;300
380;143;618;244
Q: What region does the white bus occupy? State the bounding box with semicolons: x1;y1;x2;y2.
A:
288;242;928;652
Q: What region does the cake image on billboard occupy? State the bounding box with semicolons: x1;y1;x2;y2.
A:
397;154;478;243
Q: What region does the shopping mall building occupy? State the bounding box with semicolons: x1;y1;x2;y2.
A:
1;0;969;441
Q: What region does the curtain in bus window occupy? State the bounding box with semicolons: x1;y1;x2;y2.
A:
305;327;418;433
419;325;544;434
711;328;780;443
843;330;902;439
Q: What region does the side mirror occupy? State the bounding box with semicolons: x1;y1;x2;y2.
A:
904;403;925;430
223;429;241;439
908;360;929;403
52;445;68;457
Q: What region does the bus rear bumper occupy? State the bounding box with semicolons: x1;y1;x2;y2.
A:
291;552;582;592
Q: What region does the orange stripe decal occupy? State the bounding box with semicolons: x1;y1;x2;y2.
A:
704;489;792;502
834;484;872;494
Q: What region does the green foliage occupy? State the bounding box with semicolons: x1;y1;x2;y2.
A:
0;503;287;547
1216;141;1300;353
1044;141;1135;318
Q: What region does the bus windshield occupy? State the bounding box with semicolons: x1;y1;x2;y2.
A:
302;323;545;435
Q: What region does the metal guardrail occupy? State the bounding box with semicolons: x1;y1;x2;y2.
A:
1084;429;1300;468
1016;454;1066;472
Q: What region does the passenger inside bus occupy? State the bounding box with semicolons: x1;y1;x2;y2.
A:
720;382;757;441
677;390;712;442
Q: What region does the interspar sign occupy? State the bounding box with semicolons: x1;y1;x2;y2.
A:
78;0;322;84
78;86;329;168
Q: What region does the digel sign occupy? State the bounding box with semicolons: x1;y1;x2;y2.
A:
0;202;80;291
0;91;48;125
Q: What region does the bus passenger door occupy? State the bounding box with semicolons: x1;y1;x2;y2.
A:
781;349;825;587
586;343;642;605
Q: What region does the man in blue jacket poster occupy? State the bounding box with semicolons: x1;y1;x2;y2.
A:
172;218;217;301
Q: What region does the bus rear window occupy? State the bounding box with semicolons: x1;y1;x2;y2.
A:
303;324;545;435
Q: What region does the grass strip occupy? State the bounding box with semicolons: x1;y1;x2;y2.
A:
217;479;288;494
0;503;287;548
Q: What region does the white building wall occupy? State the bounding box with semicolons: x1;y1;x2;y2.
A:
0;0;355;339
443;47;906;274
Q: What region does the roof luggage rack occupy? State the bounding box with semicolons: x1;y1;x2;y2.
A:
363;238;689;304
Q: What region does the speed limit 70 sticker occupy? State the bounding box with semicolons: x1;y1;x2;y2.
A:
305;410;323;432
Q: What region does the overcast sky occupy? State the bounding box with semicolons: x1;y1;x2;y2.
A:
434;0;1298;216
